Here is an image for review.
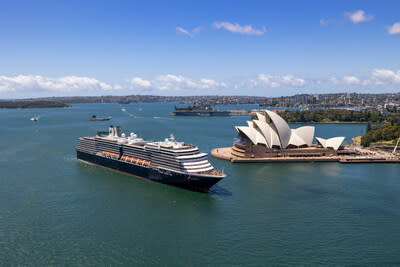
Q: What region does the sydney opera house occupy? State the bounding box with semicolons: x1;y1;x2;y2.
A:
231;110;353;159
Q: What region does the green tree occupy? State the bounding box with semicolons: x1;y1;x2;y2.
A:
366;122;372;132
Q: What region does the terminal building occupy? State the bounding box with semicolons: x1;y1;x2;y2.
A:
232;110;354;159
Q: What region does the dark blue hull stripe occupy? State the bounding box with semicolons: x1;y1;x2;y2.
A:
76;151;222;191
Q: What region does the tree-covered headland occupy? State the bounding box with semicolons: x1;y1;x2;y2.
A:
277;109;386;123
0;100;70;109
361;117;400;147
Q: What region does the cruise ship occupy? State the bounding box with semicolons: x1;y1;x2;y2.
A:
76;126;225;191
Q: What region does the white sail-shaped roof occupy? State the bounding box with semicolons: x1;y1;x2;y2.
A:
236;126;257;145
247;120;267;145
269;125;281;147
234;110;344;150
253;119;271;148
316;137;345;150
255;130;267;145
265;110;291;148
288;131;307;147
253;117;281;147
316;137;326;147
256;113;267;122
292;126;315;145
326;137;345;150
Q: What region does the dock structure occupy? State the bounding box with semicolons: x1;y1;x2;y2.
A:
339;157;400;163
211;147;400;164
211;147;341;163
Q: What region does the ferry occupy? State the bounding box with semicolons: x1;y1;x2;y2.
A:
76;126;225;191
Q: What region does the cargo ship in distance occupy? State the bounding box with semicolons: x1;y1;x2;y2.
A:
171;105;250;116
76;126;226;191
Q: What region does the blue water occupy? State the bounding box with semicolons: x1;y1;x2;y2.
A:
1;103;399;266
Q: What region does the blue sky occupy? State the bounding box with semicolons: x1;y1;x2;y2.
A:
1;0;400;98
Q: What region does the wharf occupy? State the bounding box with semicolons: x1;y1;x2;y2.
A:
339;157;400;163
211;147;400;164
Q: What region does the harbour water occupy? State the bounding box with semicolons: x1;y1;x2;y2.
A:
1;103;400;266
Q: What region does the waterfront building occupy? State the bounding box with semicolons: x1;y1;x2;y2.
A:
236;110;344;150
231;110;352;159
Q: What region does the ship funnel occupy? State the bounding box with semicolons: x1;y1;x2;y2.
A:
109;125;114;136
115;126;122;137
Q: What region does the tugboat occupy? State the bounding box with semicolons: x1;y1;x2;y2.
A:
76;126;226;191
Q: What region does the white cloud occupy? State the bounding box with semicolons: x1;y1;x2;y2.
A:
345;10;373;24
176;27;191;36
192;27;201;33
0;74;228;96
176;26;201;37
257;74;305;88
154;74;226;90
329;77;339;84
330;75;367;86
0;75;115;94
343;76;361;84
371;69;400;84
319;18;338;26
281;75;306;86
213;21;266;35
387;22;400;35
4;69;400;97
130;77;151;87
329;69;400;87
199;78;227;88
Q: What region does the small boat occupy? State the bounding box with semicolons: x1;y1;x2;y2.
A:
121;108;126;112
89;115;111;121
129;114;135;118
30;117;39;121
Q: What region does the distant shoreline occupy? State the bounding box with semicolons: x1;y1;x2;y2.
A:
0;100;71;109
4;92;398;109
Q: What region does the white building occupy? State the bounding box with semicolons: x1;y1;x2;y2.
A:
235;110;345;151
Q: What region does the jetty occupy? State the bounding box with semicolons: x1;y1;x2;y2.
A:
211;146;400;164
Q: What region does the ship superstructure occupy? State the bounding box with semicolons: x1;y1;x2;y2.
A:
76;126;225;191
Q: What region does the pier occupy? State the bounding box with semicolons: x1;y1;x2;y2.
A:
211;147;400;164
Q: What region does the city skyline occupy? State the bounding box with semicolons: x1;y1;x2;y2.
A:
1;0;400;98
